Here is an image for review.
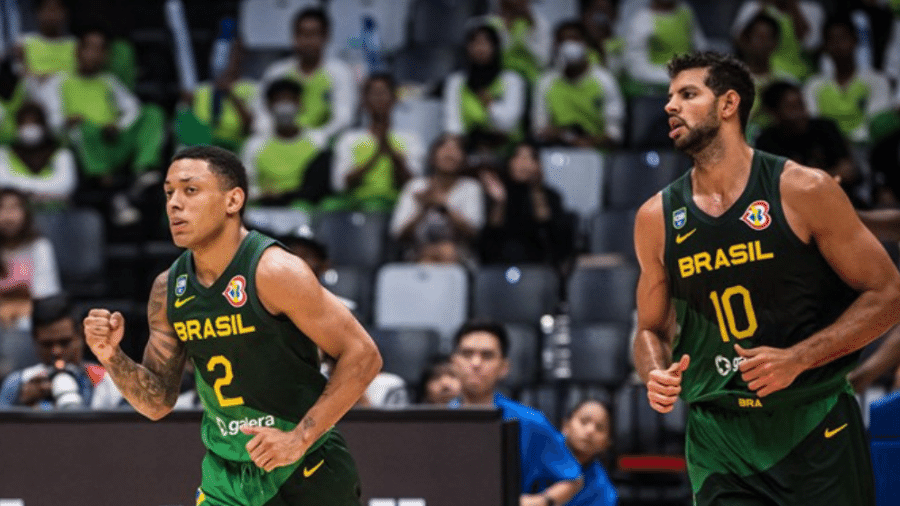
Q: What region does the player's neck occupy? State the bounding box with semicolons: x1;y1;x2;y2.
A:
191;225;248;288
690;140;754;212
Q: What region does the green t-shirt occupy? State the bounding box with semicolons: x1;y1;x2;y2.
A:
649;5;695;65
812;77;873;139
348;132;407;202
60;73;120;125
545;73;607;137
763;6;812;81
252;134;320;196
22;34;76;76
460;76;506;134
192;80;257;148
282;67;333;129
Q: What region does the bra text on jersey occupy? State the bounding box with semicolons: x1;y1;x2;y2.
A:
172;314;257;341
678;240;774;279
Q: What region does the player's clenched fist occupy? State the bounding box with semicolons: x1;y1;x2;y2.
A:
83;309;125;363
646;354;689;413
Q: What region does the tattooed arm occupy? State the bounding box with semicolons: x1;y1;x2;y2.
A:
84;270;187;420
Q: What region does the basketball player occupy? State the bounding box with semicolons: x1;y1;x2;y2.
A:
633;52;900;505
84;145;382;505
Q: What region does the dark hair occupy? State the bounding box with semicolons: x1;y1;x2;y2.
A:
0;187;40;250
279;234;328;262
667;51;756;132
554;20;587;42
15;101;49;127
363;72;396;96
761;80;801;111
416;354;455;403
293;7;330;36
823;15;858;43
76;25;111;46
453;320;509;358
170;145;248;216
565;397;610;421
31;294;73;332
427;133;466;172
465;24;502;91
740;12;781;43
265;78;303;104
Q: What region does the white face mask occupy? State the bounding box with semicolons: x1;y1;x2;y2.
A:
558;40;587;67
17;124;44;146
272;102;299;126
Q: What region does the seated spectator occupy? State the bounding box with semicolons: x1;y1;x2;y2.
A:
450;320;584;502
533;21;625;150
40;27;165;226
0;294;122;409
0;188;61;331
175;38;256;152
479;141;575;267
254;8;356;143
278;225;358;312
485;0;552;84
390;134;485;261
242;79;327;209
581;0;625;75
624;0;707;94
803;16;892;144
731;0;825;81
755;81;863;205
326;73;424;213
16;0;76;95
444;24;526;158
561;399;618;506
416;354;460;405
0;102;76;207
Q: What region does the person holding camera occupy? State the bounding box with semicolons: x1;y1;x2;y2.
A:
0;294;122;409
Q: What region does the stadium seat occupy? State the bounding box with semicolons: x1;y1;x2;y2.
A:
369;327;441;386
528;0;579;34
540;148;605;219
327;0;414;58
567;264;639;324
604;149;691;210
408;0;476;47
588;209;637;260
314;211;389;268
569;323;631;387
690;0;744;41
239;0;323;49
392;97;444;152
320;266;374;324
35;209;106;298
373;263;469;349
614;381;686;456
244;207;313;237
473;265;560;325
501;323;541;393
626;95;671;150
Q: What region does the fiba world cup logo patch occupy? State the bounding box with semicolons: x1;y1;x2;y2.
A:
175;274;188;296
223;275;248;307
741;200;772;230
673;207;687;229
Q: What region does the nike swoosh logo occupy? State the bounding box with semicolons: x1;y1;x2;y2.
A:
174;295;196;308
825;423;848;438
676;228;697;244
303;459;324;478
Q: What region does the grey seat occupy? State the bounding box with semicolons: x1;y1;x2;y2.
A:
627;95;671;150
604;149;691;210
369;327;441;386
540;147;605;220
501;323;541;393
589;209;637;260
244;207;312;237
473;265;560;325
320;266;374;324
35;209;106;298
314;211;389;268
567;264;639;325
569;323;631;387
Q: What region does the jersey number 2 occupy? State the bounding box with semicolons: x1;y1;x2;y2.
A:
709;286;758;342
207;355;245;407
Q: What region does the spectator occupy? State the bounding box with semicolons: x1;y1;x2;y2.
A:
444;24;526;158
40;27;165;227
278;225;359;313
326;73;425;212
0;102;76;206
242;78;327;209
804;16;892;144
254;8;356;143
0;294;122;409
16;0;76;93
416;354;460;405
848;324;900;395
0;188;61;331
390;134;485;261
561;399;618;506
479;141;575;267
450;320;584;503
175;38;256;152
533;21;625;149
581;0;625;75
624;0;707;93
731;0;825;81
485;0;552;84
755;81;862;204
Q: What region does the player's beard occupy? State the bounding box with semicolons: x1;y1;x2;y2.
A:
673;106;721;156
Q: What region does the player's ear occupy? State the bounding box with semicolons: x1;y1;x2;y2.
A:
720;89;740;121
225;187;245;216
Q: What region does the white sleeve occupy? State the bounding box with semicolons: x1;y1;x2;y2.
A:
30;237;61;299
314;60;358;142
39;73;66;134
731;2;763;40
108;75;140;129
241;135;267;200
403;132;426;177
489;71;525;133
443;73;465;135
453;179;485;230
12;149;77;202
331;131;358;192
89;371;124;409
528;14;553;67
798;1;825;51
594;67;626;143
886;19;900;85
802;78;821;117
390;179;424;238
624;10;671;85
865;72;892;116
532;72;554;133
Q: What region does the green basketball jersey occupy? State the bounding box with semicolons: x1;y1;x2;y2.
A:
166;231;327;462
661;150;858;411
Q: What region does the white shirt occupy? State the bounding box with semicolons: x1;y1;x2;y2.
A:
390;177;486;238
443;70;526;135
0;147;77;204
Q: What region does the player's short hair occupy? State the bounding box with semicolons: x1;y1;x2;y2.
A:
170;145;248;216
453;320;509;358
293;7;330;36
760;80;801;111
667;51;756;133
265;78;303;104
31;294;73;332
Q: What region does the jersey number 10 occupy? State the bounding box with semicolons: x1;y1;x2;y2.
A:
709;285;758;342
